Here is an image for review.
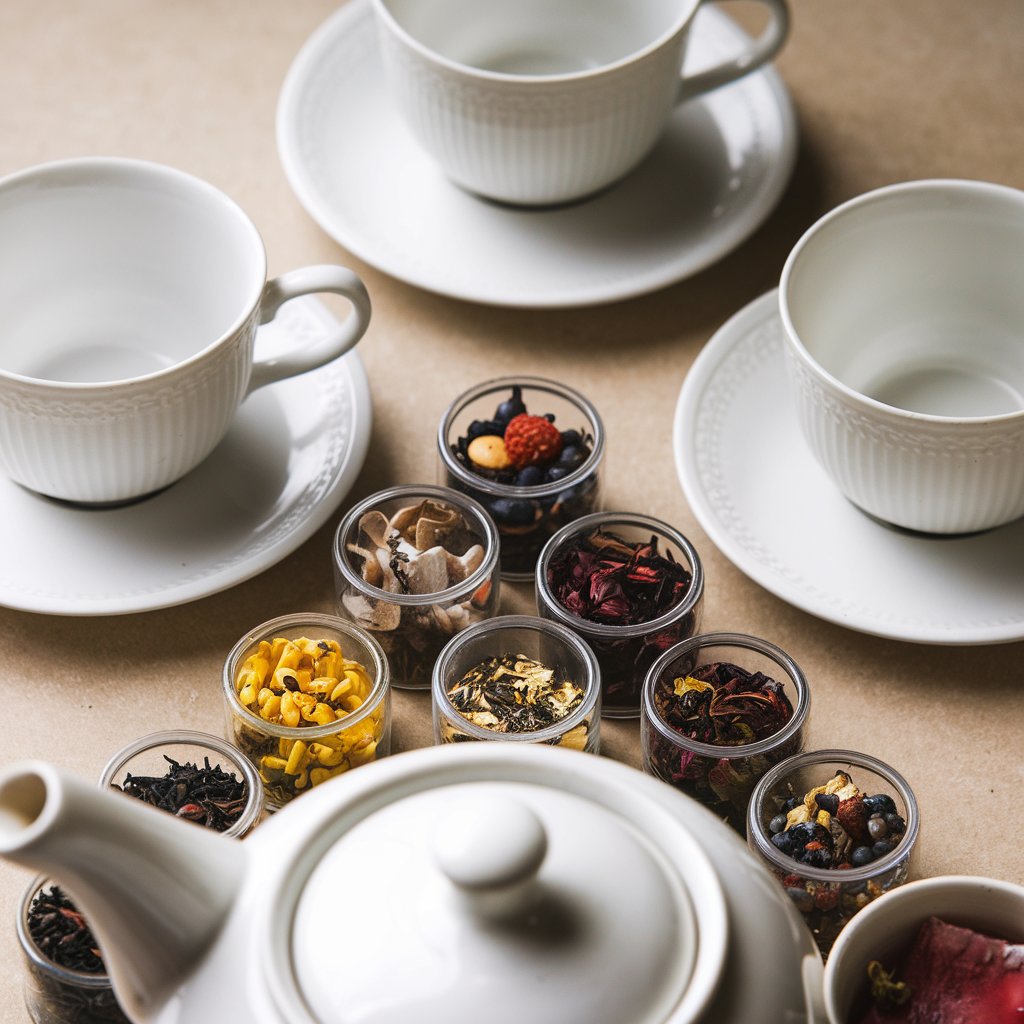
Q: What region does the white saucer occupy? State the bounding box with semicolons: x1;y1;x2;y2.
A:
277;0;797;308
0;298;371;616
674;290;1024;645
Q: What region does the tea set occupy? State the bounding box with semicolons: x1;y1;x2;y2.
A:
2;0;1023;1021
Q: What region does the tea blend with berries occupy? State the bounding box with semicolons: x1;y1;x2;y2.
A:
113;755;248;832
447;384;600;576
645;661;796;831
24;884;130;1023
856;917;1024;1024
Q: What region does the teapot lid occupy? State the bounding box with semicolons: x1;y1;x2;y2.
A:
286;746;728;1024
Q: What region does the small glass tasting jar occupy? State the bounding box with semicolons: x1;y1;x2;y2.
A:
98;729;265;839
641;632;809;833
536;511;704;718
18;875;130;1024
432;615;601;753
333;484;500;691
747;748;920;956
438;375;605;581
223;613;391;811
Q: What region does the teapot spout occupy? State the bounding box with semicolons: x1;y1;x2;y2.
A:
0;760;242;1022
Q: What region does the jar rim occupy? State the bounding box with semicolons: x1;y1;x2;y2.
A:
437;375;606;499
431;614;601;743
333;484;499;606
641;631;810;758
745;748;921;882
536;511;705;638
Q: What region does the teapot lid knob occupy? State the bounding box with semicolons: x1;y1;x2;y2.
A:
432;796;547;896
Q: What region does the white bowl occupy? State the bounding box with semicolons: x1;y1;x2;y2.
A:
823;874;1024;1024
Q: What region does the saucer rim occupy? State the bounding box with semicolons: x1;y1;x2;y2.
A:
674;289;1024;646
0;297;371;617
276;0;798;309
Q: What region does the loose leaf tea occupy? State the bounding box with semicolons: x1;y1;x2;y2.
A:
447;653;583;734
114;756;248;833
25;885;130;1023
546;529;692;627
657;662;794;746
645;661;797;833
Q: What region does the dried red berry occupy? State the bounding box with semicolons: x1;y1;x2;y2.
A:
836;794;870;843
813;887;840;911
504;414;563;469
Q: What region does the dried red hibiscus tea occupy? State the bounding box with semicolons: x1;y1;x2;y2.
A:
856;917;1024;1024
646;662;796;832
546;528;692;627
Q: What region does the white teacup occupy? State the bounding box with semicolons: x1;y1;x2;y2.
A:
372;0;790;206
823;875;1024;1024
779;179;1024;535
0;158;372;504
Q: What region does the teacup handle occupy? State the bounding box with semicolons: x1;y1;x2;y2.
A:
247;265;372;394
677;0;790;102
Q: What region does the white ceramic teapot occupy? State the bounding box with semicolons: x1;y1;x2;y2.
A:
0;744;826;1023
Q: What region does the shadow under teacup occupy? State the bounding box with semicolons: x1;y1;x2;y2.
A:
0;157;371;504
779;178;1024;535
372;0;790;206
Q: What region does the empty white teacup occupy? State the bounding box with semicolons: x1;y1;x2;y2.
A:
0;158;371;504
372;0;790;206
780;179;1024;534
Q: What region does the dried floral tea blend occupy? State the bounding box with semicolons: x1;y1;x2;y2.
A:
114;756;247;833
764;770;910;954
24;885;130;1023
855;917;1024;1024
546;528;698;714
341;498;496;689
646;661;796;831
442;653;590;749
447;385;600;576
230;635;384;807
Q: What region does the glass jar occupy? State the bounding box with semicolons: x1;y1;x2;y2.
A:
98;729;264;839
432;615;601;752
437;376;605;581
640;632;809;833
18;876;130;1024
333;484;500;690
223;613;391;811
747;748;921;957
536;511;704;718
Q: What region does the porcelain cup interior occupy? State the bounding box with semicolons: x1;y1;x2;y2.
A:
779;178;1024;534
822;875;1024;1024
0;158;370;504
372;0;789;205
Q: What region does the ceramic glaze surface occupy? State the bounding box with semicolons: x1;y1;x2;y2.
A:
0;158;371;503
779;179;1024;534
371;0;789;204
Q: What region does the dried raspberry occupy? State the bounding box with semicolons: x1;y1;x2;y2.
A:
504;414;563;470
836;794;870;843
812;886;840;912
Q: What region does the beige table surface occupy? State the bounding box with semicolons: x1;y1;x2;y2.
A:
1;0;1022;1018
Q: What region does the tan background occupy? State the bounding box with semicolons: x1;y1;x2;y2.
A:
0;0;1022;1017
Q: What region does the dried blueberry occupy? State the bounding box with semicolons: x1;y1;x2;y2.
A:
799;845;834;869
787;821;833;849
769;813;788;834
489;499;535;526
494;387;526;424
467;419;503;440
560;429;583;448
850;845;875;867
815;792;839;815
782;795;802;812
863;794;897;817
771;831;799;855
867;815;888;841
515;466;544;487
884;812;907;835
871;840;894;858
556;445;584;468
545;466;571;482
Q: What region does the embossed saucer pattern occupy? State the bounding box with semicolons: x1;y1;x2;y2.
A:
276;0;797;308
674;290;1024;645
0;297;371;616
